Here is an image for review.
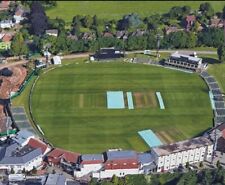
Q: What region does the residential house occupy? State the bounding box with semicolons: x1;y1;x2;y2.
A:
115;30;128;40
164;26;184;35
209;16;224;28
102;31;114;38
0;141;43;173
164;52;207;71
184;15;196;31
0;0;10;11
93;150;141;178
74;154;104;177
0;20;14;29
131;29;146;37
67;34;78;41
46;29;59;37
47;148;80;172
151;136;213;172
12;130;35;147
81;32;96;41
27;138;51;155
45;173;66;185
137;152;156;174
13;6;25;24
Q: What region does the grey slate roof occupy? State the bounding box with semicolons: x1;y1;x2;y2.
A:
170;53;202;64
12;130;34;145
106;150;137;160
45;174;66;185
152;136;212;156
81;154;103;161
0;142;42;165
137;153;154;165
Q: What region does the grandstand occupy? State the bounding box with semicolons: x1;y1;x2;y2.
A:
200;71;225;125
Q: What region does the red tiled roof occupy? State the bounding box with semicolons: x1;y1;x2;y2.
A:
27;138;48;154
2;34;13;42
217;123;225;131
15;9;23;16
0;0;10;9
48;148;80;164
222;130;225;139
186;15;196;22
104;159;139;170
81;160;104;165
103;32;114;37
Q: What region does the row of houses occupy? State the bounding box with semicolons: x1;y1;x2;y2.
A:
0;124;214;179
44;137;214;179
165;15;223;35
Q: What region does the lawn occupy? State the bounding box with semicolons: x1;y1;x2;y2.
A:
30;61;212;153
46;1;225;23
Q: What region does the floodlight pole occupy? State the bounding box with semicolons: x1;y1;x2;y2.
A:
156;34;161;58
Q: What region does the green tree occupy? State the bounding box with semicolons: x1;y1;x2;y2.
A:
191;21;200;32
177;171;198;185
10;168;15;174
185;162;190;169
149;175;160;185
40;35;57;54
186;32;197;48
11;33;28;58
197;27;224;47
81;15;93;28
165;31;188;48
126;36;148;50
199;2;214;18
55;32;68;53
111;174;119;184
199;161;204;168
200;169;213;185
216;160;221;168
49;18;65;32
217;44;225;63
31;166;37;174
22;168;26;174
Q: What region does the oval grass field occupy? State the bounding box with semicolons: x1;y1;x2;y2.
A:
31;61;213;153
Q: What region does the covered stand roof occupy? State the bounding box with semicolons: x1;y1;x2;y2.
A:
170;52;202;64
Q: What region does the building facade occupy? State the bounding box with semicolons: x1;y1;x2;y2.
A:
165;52;207;71
152;137;213;172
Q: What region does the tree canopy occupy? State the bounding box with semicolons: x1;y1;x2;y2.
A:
30;1;49;36
10;33;28;57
